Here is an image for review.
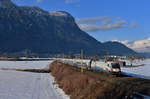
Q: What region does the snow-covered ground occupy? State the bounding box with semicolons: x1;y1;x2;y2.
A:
121;59;150;80
0;61;69;99
0;61;52;69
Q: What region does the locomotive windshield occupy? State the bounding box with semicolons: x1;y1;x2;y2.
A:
111;63;120;68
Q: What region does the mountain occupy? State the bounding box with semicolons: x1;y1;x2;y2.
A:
103;41;137;56
0;0;136;56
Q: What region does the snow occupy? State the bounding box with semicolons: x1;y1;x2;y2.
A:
0;61;70;99
121;59;150;80
0;61;51;69
49;11;68;17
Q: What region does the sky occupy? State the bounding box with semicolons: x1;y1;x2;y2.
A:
12;0;150;52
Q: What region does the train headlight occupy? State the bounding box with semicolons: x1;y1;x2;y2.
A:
113;68;120;72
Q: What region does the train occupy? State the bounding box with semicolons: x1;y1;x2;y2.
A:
57;58;121;75
102;61;121;75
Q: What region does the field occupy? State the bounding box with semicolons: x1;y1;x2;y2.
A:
0;61;69;99
0;59;150;99
121;59;150;79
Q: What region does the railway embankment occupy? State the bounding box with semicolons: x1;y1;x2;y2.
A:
50;61;150;99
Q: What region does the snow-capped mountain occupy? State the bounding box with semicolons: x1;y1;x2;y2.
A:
113;37;150;53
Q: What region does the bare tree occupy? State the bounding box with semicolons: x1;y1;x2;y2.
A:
128;54;135;66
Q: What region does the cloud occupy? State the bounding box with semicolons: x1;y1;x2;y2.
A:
76;17;110;32
36;0;43;3
112;40;130;46
130;37;150;53
77;24;101;32
13;0;44;3
76;17;135;32
65;0;80;4
130;22;137;28
100;20;127;31
113;37;150;53
76;17;109;24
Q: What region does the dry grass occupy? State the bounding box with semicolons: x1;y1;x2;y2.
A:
50;61;150;99
0;68;50;73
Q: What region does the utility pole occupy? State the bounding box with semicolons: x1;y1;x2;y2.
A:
81;49;83;59
80;49;84;72
105;50;109;62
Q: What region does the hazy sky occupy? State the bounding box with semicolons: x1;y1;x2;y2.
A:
12;0;150;42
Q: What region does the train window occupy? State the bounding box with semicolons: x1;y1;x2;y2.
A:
111;63;120;68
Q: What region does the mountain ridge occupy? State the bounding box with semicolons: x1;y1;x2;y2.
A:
0;0;137;56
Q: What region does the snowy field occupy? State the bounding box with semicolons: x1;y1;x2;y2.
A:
0;61;69;99
121;59;150;80
0;61;52;69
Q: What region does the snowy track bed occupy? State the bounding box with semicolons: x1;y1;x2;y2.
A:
0;61;69;99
